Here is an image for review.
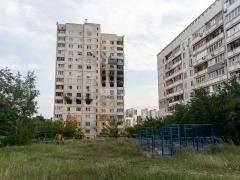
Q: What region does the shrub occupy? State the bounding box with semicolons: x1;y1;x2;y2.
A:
74;127;85;139
3;122;33;145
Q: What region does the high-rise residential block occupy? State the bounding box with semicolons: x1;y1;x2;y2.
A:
54;22;124;138
157;0;240;116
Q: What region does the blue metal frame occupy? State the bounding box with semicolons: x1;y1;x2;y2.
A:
137;124;215;157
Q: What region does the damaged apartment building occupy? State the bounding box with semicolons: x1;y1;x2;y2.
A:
54;22;124;138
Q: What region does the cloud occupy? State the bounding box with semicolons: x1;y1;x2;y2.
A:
0;55;42;70
0;0;216;117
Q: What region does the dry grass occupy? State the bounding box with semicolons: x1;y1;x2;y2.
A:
0;138;239;180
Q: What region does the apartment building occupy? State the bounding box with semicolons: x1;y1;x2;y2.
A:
141;108;160;120
157;0;240;116
124;108;138;126
54;22;124;138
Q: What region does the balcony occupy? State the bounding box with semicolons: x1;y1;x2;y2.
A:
226;30;240;44
206;33;224;48
228;46;240;58
228;63;240;73
205;20;223;36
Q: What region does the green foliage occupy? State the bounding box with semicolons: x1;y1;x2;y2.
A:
64;115;78;138
34;119;65;140
0;68;39;145
74;127;85;139
128;77;240;144
103;119;120;138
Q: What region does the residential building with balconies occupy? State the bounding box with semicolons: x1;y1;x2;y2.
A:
157;0;240;116
54;22;124;138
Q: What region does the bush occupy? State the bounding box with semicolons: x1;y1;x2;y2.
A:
74;127;85;139
3;122;33;145
64;115;78;138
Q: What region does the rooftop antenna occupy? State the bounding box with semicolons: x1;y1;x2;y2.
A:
85;19;88;23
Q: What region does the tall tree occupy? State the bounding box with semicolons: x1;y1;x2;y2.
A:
0;68;39;139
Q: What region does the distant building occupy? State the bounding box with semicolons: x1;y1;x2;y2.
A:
141;108;149;120
141;108;160;120
124;108;138;126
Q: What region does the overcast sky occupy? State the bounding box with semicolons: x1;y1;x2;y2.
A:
0;0;215;117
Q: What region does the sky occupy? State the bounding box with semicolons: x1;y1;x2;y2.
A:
0;0;216;118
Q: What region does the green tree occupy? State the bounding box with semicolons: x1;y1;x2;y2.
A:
0;68;39;145
103;119;120;138
64;115;78;138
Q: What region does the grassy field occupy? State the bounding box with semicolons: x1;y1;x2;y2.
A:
0;139;239;180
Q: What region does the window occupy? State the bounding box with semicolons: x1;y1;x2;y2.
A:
110;41;114;45
87;45;91;49
78;44;82;48
228;37;240;51
58;36;65;41
56;85;64;89
208;68;225;79
110;90;114;95
86;107;90;111
225;6;240;23
57;43;65;47
56;92;63;96
76;107;81;111
57;57;64;61
87;65;91;69
227;22;240;37
67;107;70;111
192;26;206;40
85;122;90;126
68;58;73;62
196;75;205;84
224;0;237;9
78;65;82;69
69;44;73;48
87;32;92;36
78;52;82;56
57;71;64;75
58;50;64;55
229;54;240;66
56;78;64;82
206;12;222;30
85;129;90;134
68;65;72;69
208;53;225;66
58;64;64;68
207;39;223;54
87;39;91;43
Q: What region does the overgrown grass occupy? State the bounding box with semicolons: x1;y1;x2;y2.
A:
0;139;239;180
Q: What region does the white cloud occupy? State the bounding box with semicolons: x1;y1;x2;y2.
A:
0;0;216;117
0;55;41;70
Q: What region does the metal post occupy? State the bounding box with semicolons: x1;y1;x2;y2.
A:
200;125;203;148
192;126;195;149
151;127;155;153
210;125;215;145
178;126;181;147
170;127;173;157
161;127;164;157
